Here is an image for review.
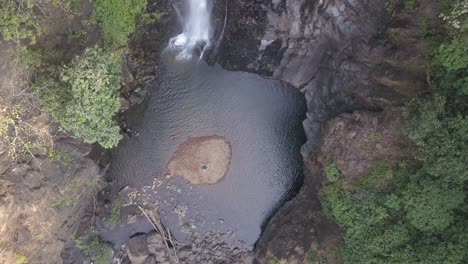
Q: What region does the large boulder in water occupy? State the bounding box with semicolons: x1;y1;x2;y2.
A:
168;136;231;185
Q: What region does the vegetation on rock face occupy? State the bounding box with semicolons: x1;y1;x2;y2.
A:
0;103;53;160
76;236;113;264
0;0;41;43
93;0;147;49
322;1;468;263
0;0;74;44
35;47;122;148
324;158;340;182
1;0;150;150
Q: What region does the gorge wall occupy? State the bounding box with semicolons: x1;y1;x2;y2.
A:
207;0;432;262
111;0;434;263
210;0;427;155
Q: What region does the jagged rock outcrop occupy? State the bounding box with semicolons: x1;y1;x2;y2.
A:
211;0;429;155
213;0;383;87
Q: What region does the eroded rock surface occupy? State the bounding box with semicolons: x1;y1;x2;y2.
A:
320;110;414;178
212;0;430;155
0;139;101;264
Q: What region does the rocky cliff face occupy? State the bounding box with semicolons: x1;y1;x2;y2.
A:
211;0;427;156
213;0;383;86
210;0;433;262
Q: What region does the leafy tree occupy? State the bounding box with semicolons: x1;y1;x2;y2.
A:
433;37;468;95
402;177;464;232
0;0;74;43
403;96;468;183
0;0;41;43
35;47;122;148
93;0;147;49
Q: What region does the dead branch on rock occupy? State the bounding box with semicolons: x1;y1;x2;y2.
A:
138;206;180;264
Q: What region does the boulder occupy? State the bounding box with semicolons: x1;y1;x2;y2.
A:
23;171;42;189
126;234;150;264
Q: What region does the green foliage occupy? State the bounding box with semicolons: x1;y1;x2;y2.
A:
93;0;147;49
322;95;468;263
14;254;28;264
0;104;52;160
105;197;122;228
402;177;464;232
14;47;44;71
306;250;317;263
47;148;72;167
0;0;40;43
440;0;468;29
140;12;164;25
433;37;468;95
384;0;398;13
403;97;468;183
322;155;468;263
358;160;394;188
324;159;340;182
76;236;113;264
35;47;122;148
403;0;416;11
322;94;468;263
424;0;468;96
0;0;75;43
370;132;381;142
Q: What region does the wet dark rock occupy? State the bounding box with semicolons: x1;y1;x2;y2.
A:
127;234;151;264
128;87;147;106
54;138;92;158
213;0;385;86
120;97;132;112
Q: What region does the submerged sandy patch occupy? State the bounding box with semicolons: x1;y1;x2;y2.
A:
168;136;231;185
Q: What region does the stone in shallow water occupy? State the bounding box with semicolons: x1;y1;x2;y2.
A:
168;136;231;185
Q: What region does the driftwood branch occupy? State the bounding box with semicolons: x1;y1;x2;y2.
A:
138;206;180;264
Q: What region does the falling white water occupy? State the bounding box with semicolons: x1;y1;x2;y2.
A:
169;0;212;60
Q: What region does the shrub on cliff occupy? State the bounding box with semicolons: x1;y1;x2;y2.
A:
0;0;40;43
0;0;74;43
35;47;122;148
93;0;147;49
403;96;468;183
322;96;468;263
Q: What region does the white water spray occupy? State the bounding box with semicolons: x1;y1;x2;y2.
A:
169;0;213;60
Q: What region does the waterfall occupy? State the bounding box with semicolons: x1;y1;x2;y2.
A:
169;0;213;60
